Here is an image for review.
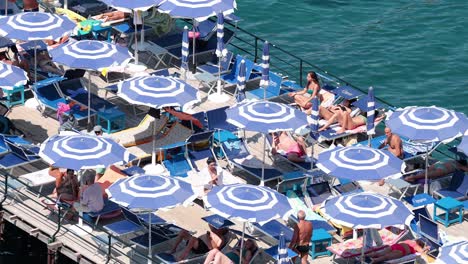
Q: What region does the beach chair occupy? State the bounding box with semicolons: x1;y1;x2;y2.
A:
330;177;363;195
250;219;294;245
409;207;431;238
433;171;468;200
0;141;41;173
103;207;144;238
418;215;442;258
221;55;256;85
31;77;89;121
198;51;234;76
111;115;169;147
206;106;238;133
265;133;314;171
218;136;283;183
245;72;284;100
161;142;193;178
83;199;122;226
69;0;109;17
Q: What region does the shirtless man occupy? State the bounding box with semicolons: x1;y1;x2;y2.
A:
290;210;313;264
23;0;39;12
378;127;403;159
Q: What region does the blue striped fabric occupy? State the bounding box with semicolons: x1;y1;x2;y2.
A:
310;96;320;137
158;0;236;21
0;62;28;90
236;60;246;102
260;41;270;89
181;26;189;72
278;232;289;264
366;86;375;135
215;13;227;58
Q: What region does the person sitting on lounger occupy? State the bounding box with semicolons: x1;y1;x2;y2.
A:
55;169;79;202
36;50;64;76
73;172;104;214
366;239;428;263
379;159;468;186
378;127;404;159
288;71;322;110
271;131;310;163
170;224;226;261
203;239;258;264
199;157;226;192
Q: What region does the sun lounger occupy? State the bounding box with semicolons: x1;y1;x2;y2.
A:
0;141;41;173
103;207;144;238
251;219;294;245
433;170;468;200
161;142;193;178
327;228;408;262
126;122;192;159
221;55;257;85
111;115;169;147
31;77;89;121
263;245;296;264
316;115;383;144
218;136;283;183
265;133;314;171
418;215;442;257
69;0;109;17
206;106;239;133
18;168;55;196
83;199;122;226
246;71;284;100
331;177;363;195
198;51;234;76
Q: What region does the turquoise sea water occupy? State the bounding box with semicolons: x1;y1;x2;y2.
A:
236;0;468;114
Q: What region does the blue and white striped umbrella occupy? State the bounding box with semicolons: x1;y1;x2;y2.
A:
107;174;196;263
181;26;189;74
204;184;293;224
215;12;227;58
235;59;246;102
309;96;320;137
317;146;405;181
436;240;468;264
117;75;199;108
457;135;468;155
278;232;289;264
98;0;162;11
321;192;413;229
366;86;376;136
50;40;132;71
386;106;468;143
0;12;76;41
39;134;133;170
0;62;28;90
226;101;309;134
259;41;270;90
158;0;236;21
107;174;197;210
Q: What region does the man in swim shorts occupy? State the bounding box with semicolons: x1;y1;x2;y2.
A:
289;210;313;264
378;127;404;159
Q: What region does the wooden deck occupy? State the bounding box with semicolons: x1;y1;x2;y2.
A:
0;66;466;264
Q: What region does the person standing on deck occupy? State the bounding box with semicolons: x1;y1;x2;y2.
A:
290;210;313;264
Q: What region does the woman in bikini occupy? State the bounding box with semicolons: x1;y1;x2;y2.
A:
367;239;427;263
203;239;257;264
288;71;322;110
318;104;369;134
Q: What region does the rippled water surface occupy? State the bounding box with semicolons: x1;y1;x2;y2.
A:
236;0;468;114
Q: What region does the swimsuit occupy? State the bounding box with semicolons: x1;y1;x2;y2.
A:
192;238;210;254
390;241;416;256
286;143;305;157
295;245;310;254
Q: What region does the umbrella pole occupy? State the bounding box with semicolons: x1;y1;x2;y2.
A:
4;0;7;15
261;133;266;186
239;222;246;264
134;11;139;64
151;119;156;166
87;71;92;131
310;141;314;171
34;42;37;84
192;19;196;74
148;213;152;264
424;146;429;194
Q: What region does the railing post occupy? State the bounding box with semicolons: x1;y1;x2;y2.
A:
107;234;112;262
50;206;62;243
299;60;304;87
254;37;258;63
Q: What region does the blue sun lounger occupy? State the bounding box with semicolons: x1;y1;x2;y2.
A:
245;72;284;100
252;219;294;244
103;207;144;237
198;51;234;76
218;136;283;183
0;140;41;173
58;78;115;112
83;199;121;226
265;133;314;171
433;171;468;200
161;141;194;178
206;106;239;133
221;55;257;85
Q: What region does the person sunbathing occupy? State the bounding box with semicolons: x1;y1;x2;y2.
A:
288;71;322;110
170;224;226;261
271;131;309;163
36;50;64;76
93;11;129;22
379;159;468;186
366;239;427;263
203;239;258;264
405;159;468;183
